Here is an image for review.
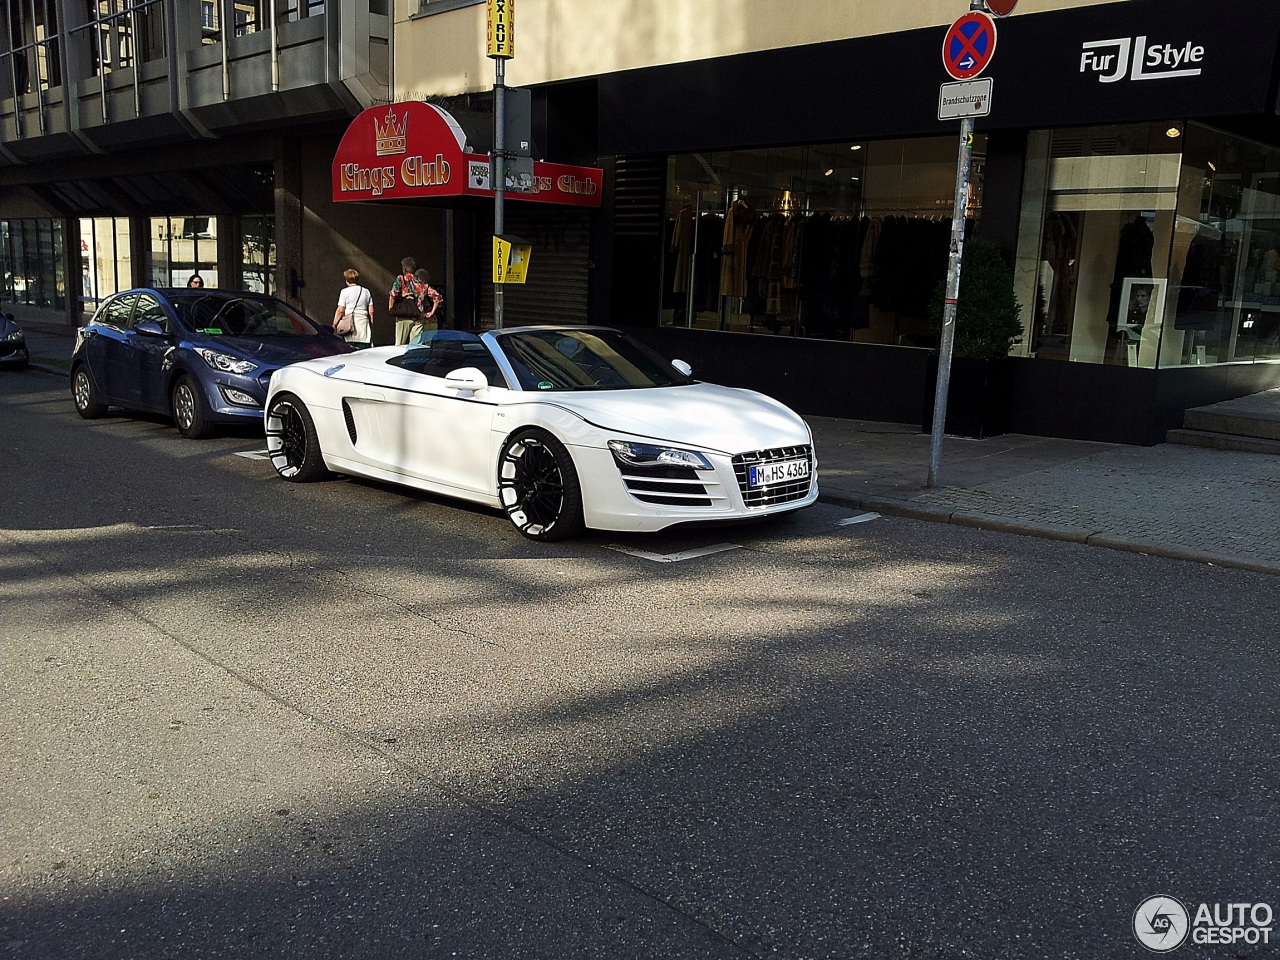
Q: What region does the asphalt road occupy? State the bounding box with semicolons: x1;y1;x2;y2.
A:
2;369;1277;960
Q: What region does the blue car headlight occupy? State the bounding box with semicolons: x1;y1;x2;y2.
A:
197;348;256;376
608;440;713;471
2;329;23;343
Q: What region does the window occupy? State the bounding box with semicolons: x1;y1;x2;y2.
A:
80;216;133;312
237;215;275;295
133;294;169;332
3;0;61;94
662;137;985;346
1014;121;1280;368
1160;124;1280;366
278;0;326;22
389;331;503;382
100;294;138;329
149;216;218;288
234;1;264;36
1;219;67;311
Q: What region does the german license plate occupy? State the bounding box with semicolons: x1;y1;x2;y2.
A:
749;458;809;487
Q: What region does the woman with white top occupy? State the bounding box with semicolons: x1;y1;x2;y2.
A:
333;268;375;349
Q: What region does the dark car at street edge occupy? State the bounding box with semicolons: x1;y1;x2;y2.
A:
0;310;29;369
71;287;353;438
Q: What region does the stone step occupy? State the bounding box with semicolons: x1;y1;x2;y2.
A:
1165;428;1280;455
1182;409;1280;441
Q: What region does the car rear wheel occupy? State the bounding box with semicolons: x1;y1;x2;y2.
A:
71;365;108;419
172;374;212;439
266;393;329;482
498;428;584;542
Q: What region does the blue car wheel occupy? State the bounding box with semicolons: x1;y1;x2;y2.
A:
72;365;108;419
172;374;212;439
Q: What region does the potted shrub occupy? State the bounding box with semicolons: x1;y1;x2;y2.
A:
923;238;1024;438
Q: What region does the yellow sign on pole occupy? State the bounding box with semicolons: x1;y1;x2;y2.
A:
486;0;514;59
493;235;531;284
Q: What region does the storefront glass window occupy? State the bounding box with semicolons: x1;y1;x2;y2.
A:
661;136;985;347
1161;123;1280;366
149;216;218;288
1015;120;1280;368
1014;122;1179;368
0;219;66;310
237;215;276;294
80;216;133;312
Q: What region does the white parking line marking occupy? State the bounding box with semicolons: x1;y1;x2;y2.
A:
605;543;742;563
838;512;881;526
235;449;271;460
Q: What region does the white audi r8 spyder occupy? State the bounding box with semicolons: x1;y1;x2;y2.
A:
264;326;818;541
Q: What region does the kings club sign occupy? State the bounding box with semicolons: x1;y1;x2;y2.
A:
332;101;602;207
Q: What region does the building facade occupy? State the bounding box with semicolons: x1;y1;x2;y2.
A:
389;0;1280;444
0;0;423;344
6;0;1280;444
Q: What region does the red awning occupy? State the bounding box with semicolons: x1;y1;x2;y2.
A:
331;101;602;208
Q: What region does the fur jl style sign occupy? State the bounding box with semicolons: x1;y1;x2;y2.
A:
1080;36;1204;83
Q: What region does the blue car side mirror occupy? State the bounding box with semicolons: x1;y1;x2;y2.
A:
134;320;167;337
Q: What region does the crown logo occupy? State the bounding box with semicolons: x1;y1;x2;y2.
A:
374;108;407;156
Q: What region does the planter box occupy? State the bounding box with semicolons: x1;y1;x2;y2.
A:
922;355;1015;438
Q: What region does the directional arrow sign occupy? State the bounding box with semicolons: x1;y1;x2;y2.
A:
943;11;997;81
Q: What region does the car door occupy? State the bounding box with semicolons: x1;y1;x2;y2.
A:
127;294;176;413
371;344;502;496
93;294;139;404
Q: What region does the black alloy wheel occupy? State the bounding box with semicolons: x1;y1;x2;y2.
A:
71;365;108;419
497;428;585;542
266;393;329;482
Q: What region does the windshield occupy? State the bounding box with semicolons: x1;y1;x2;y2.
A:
170;293;321;337
497;328;695;391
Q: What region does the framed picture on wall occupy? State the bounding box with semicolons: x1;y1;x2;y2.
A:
1117;276;1166;366
1117;277;1165;334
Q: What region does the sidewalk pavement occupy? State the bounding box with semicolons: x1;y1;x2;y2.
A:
18;323;1280;576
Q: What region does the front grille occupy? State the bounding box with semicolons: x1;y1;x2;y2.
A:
733;445;813;507
614;462;724;508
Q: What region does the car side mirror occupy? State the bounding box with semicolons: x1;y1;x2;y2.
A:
134;320;167;337
672;359;693;377
445;366;488;397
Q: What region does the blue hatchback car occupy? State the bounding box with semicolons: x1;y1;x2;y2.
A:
71;288;353;438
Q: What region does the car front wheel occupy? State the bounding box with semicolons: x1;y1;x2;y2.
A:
71;365;108;419
172;374;212;439
266;393;329;482
498;428;585;542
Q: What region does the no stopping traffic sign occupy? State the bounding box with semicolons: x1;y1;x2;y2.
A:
943;11;997;80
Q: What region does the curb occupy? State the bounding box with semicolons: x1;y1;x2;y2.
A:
817;493;1280;578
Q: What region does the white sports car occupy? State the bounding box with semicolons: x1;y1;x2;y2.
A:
264;326;818;541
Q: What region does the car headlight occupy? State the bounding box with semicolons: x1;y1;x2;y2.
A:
197;348;256;376
608;440;713;471
2;330;22;342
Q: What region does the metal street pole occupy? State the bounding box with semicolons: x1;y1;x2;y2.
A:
494;59;506;330
487;0;514;330
927;0;988;489
927;114;975;488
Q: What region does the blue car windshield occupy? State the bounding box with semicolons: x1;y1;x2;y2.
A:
170;293;320;337
496;329;694;391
